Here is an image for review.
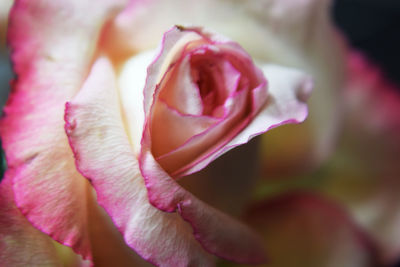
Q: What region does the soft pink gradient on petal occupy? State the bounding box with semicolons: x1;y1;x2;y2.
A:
1;0;127;260
178;64;312;176
140;26;270;177
158;54;204;116
151;100;219;158
65;57;215;266
0;172;62;266
155;88;250;176
142;27;204;117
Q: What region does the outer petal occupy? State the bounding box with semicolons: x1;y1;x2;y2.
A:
319;52;400;263
140;149;266;264
0;171;64;266
235;192;378;267
0;172;61;266
65;57;215;266
1;0;127;260
85;187;155;267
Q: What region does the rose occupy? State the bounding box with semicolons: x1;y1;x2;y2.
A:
2;0;396;266
64;25;310;265
121;26;271;177
0;0;313;266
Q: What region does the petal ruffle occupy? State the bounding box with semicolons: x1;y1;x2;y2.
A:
1;0;127;260
65;57;215;266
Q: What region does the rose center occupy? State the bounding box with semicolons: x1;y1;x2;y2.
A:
191;60;220;116
189;51;240;118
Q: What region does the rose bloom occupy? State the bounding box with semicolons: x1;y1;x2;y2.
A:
1;1;398;267
1;0;311;266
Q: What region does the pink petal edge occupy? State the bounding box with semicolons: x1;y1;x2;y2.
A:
64;57;215;266
139;149;267;264
0;0;127;261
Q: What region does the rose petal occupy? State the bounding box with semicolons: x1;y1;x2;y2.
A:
155;88;250;176
179;64;312;176
118;50;153;155
241;192;378;267
179;137;261;217
140;149;266;264
0;172;62;266
143;27;204;117
158;54;204;116
151;100;219;158
1;0;127;260
102;0;332;62
0;171;92;266
65;57;215;266
86;187;155;267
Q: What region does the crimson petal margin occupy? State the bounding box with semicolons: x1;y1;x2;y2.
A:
65;57;215;267
1;0;128;261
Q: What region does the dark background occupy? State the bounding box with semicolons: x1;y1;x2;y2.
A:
333;0;400;88
0;0;400;265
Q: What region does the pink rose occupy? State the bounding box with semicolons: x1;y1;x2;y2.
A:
3;0;398;266
1;0;312;266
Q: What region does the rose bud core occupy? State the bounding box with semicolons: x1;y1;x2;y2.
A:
120;26;269;178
